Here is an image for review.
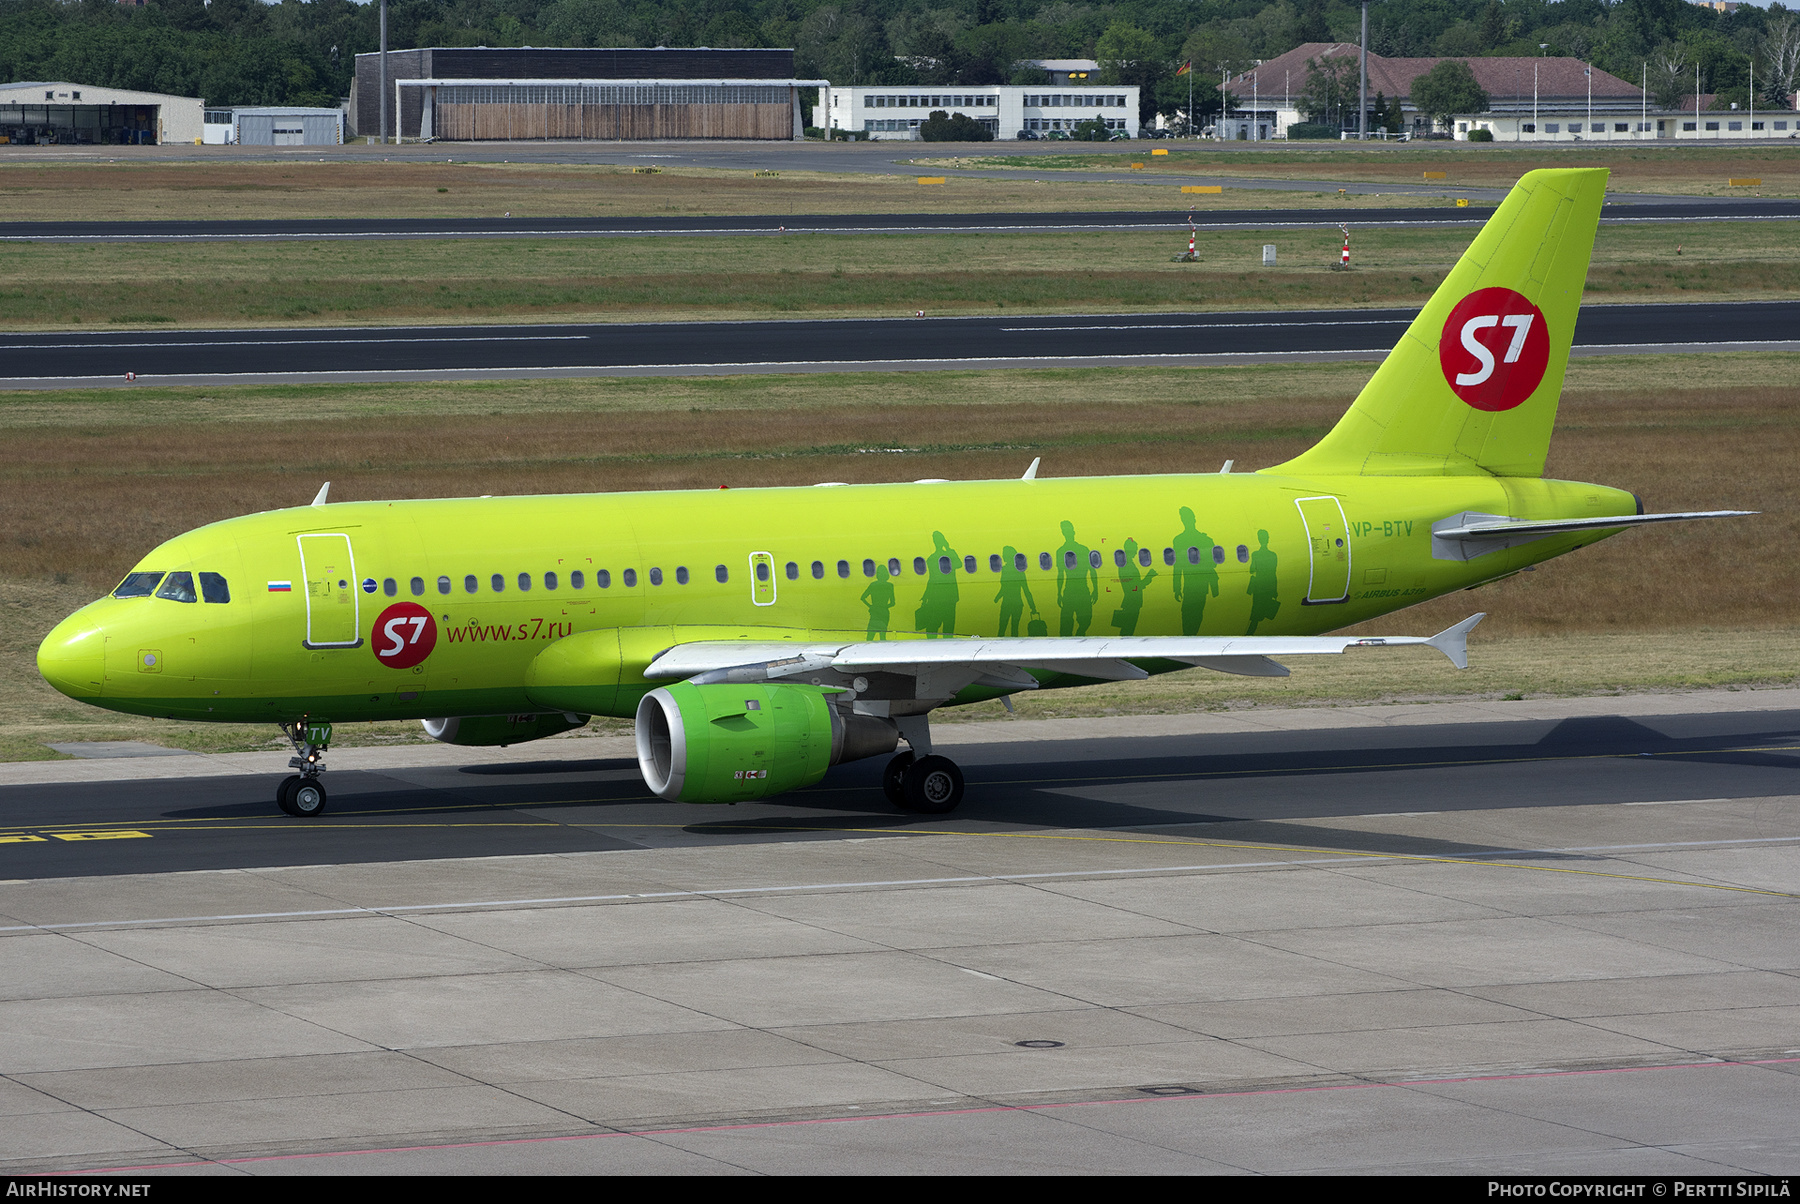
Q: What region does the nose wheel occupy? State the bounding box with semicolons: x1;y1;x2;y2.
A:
276;775;328;817
276;720;331;817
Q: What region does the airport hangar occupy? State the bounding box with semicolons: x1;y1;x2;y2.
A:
350;46;824;142
0;81;202;145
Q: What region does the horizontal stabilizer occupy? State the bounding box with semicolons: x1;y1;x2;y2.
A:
1432;509;1755;561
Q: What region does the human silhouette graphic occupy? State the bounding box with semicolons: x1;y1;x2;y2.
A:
1171;506;1220;636
1246;528;1281;634
1055;520;1098;636
1111;538;1159;636
915;531;960;637
993;545;1038;637
861;563;895;639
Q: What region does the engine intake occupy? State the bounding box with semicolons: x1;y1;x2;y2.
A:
636;682;897;803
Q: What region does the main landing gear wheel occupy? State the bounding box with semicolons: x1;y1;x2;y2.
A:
882;751;916;808
276;775;303;816
901;754;964;815
286;778;328;818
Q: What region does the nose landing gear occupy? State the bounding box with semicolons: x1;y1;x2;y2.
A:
276;719;331;817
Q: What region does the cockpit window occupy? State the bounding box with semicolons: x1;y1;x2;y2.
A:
113;571;164;599
199;572;230;604
155;571;198;603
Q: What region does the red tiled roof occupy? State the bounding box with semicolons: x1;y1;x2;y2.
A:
1225;43;1641;103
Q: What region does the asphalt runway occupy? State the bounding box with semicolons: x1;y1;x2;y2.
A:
7;704;1799;880
3;300;1795;389
7;196;1800;243
4;198;1797;245
4;695;1800;1173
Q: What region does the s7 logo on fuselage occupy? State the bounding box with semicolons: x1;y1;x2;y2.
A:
372;602;437;669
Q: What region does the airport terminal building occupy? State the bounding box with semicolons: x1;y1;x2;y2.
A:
351;47;822;142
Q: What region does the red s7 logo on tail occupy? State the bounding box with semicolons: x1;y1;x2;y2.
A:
1439;287;1550;412
372;602;437;669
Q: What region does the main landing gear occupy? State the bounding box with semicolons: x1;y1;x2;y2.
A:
881;747;966;815
276;720;331;817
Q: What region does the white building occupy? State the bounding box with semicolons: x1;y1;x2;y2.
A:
0;81;203;145
202;107;345;146
1220;43;1800;142
815;83;1140;140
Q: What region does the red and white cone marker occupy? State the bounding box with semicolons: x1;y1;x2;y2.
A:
125;371;136;381
1339;224;1351;267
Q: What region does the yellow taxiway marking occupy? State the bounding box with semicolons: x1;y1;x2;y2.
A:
0;834;48;844
50;830;152;841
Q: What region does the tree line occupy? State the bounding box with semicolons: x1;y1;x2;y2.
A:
1;0;1793;117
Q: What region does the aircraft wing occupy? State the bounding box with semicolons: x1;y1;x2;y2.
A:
644;613;1485;696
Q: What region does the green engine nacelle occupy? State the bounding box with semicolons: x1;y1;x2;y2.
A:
422;712;589;747
635;682;896;803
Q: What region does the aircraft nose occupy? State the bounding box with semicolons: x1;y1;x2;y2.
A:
37;612;105;701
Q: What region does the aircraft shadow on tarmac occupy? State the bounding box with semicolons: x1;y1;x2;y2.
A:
20;712;1792;878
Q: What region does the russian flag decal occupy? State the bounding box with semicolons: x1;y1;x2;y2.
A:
267;581;293;592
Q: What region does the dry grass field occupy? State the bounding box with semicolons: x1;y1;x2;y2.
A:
3;351;1795;760
0;159;1446;223
921;143;1800;196
7;219;1795;328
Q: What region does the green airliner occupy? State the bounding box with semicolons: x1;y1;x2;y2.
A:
37;168;1748;818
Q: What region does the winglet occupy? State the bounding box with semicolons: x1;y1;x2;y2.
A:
1021;457;1040;481
311;481;331;507
1425;613;1485;669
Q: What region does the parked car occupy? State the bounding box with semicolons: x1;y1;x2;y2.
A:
1015;129;1039;140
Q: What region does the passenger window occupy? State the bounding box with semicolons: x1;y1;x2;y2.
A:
649;567;664;585
1039;552;1051;570
756;561;769;583
989;554;1001;572
715;564;728;583
1015;553;1026;571
811;560;824;579
199;572;230;604
623;568;637;587
888;558;901;577
837;560;850;579
1212;546;1225;565
1063;551;1076;568
1139;548;1151;567
597;570;611;588
491;574;505;592
785;561;798;580
1164;548;1175;566
862;559;875;578
1113;549;1126;567
411;577;426;596
1236;545;1249;563
914;557;927;575
518;573;531;591
465;575;478;593
156;571;197;603
938;556;952;574
570;570;585;589
113;571;164;599
545;571;558;590
962;555;976;573
383;578;397;597
676;566;689;585
439;576;452;594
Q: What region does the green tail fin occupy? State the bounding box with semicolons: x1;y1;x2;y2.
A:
1271;167;1608;479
